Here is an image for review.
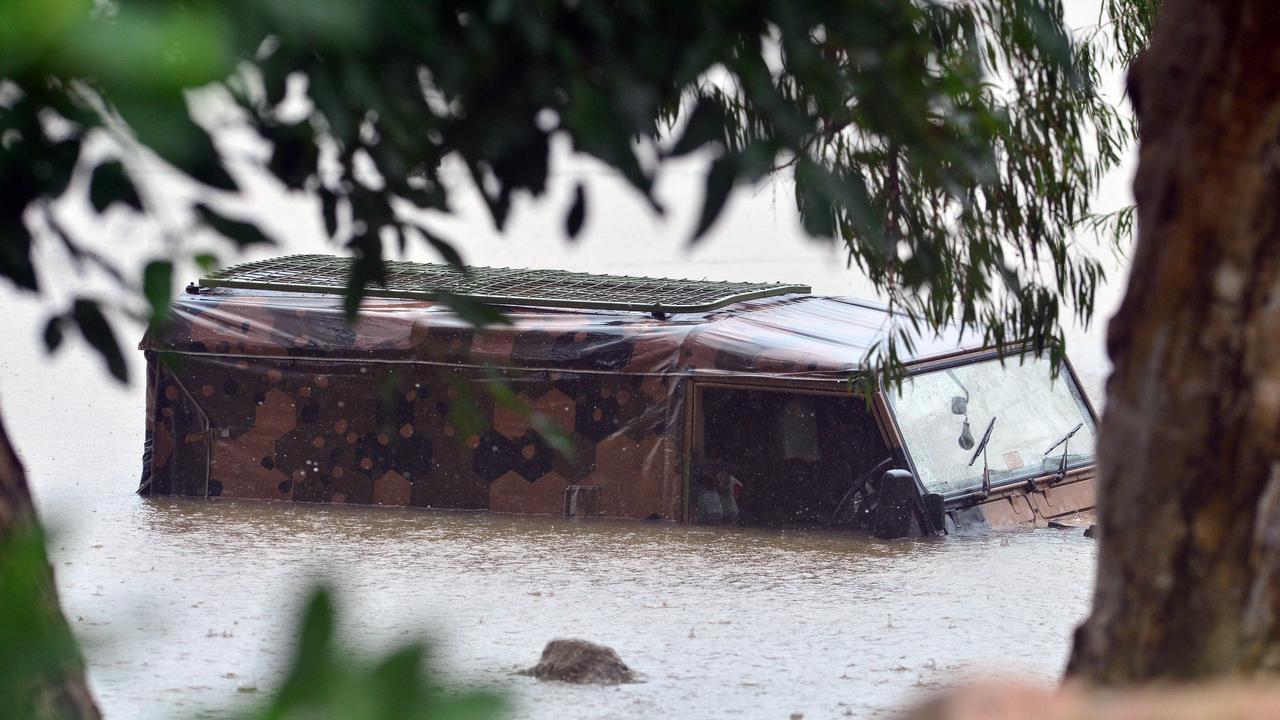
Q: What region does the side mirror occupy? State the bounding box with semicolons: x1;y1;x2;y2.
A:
958;419;975;450
873;469;917;539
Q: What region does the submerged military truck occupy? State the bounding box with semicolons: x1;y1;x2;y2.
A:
139;254;1098;537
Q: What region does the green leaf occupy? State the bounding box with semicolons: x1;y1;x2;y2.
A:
296;590;335;666
62;5;234;91
265;587;336;715
670;96;726;157
0;221;38;291
565;183;586;240
368;645;425;698
155;350;186;373
252;581;507;719
193;253;219;273
788;156;839;235
530;410;575;458
71;298;126;382
42;316;64;352
438;293;511;329
264;120;319;190
36;139;81;198
88;160;143;213
691;155;737;242
343;234;385;319
142;260;173;330
465;160;512;230
485;369;575;458
194;204;273;247
320;189;340;239
418;226;467;270
131;105;238;192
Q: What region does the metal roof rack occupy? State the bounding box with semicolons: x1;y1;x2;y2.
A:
198;254;811;313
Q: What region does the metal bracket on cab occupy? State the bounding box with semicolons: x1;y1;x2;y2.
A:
564;485;602;518
184;428;231;443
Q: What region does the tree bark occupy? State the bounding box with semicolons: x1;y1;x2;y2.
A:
1068;0;1280;682
0;398;100;719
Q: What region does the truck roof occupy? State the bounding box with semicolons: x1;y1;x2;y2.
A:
146;255;967;379
199;254;813;313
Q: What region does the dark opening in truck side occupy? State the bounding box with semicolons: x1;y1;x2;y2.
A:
693;386;890;527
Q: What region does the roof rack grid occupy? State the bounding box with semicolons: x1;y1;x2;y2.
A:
199;254;811;313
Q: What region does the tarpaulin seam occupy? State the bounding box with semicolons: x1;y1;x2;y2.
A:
148;349;869;382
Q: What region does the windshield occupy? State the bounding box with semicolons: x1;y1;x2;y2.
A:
886;353;1097;496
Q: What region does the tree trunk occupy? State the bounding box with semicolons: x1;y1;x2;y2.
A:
1068;0;1280;682
0;398;100;719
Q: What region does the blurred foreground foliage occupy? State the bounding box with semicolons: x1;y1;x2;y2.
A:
0;527;505;720
0;528;86;719
2;0;1154;383
246;590;504;720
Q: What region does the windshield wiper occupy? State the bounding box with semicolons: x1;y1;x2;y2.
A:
1044;422;1084;456
968;416;997;467
1043;422;1085;485
967;416;997;497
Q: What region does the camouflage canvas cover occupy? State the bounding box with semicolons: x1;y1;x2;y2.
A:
140;286;955;521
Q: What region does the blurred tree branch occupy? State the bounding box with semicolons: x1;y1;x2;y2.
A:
2;0;1152;382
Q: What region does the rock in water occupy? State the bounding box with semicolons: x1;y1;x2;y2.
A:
524;639;634;684
1083;524;1097;538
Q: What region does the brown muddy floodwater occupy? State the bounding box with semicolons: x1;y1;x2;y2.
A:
5;336;1095;720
